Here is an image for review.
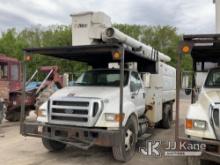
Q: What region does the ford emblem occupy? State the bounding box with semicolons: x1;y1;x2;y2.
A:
65;109;72;114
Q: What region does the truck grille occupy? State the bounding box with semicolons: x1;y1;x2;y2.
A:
53;101;89;107
49;97;102;127
52;108;88;115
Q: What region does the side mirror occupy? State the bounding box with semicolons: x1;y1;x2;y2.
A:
185;89;192;95
63;73;69;87
130;82;136;92
181;71;193;96
142;73;151;88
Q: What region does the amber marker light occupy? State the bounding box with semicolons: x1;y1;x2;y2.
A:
25;55;32;61
185;119;193;129
182;45;190;54
115;114;125;122
112;51;121;60
179;41;192;55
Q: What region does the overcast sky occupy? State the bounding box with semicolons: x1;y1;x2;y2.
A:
0;0;216;34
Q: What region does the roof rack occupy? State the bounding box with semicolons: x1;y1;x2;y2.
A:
183;34;220;62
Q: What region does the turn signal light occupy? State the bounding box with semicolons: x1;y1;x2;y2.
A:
185;119;193;129
115;114;124;122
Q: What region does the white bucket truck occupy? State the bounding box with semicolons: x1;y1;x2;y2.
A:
21;12;176;162
178;34;220;165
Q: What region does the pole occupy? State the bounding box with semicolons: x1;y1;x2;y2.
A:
20;52;27;134
119;47;124;136
175;53;181;149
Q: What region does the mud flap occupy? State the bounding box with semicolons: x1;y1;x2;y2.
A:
0;101;3;123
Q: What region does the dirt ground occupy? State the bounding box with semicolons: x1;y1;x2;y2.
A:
0;99;190;165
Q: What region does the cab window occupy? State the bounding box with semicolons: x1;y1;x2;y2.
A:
0;62;8;80
205;69;220;87
11;64;19;81
130;71;142;92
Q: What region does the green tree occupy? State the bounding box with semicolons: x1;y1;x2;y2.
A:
0;24;192;79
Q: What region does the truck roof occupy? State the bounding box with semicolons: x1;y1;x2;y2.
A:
183;33;220;62
0;54;20;63
23;44;156;69
85;68;135;72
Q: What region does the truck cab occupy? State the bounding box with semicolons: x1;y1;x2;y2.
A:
185;67;220;140
178;34;220;165
37;69;146;128
0;54;22;123
0;55;22;99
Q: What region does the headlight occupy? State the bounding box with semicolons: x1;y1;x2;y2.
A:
105;113;124;122
193;120;206;130
186;119;206;130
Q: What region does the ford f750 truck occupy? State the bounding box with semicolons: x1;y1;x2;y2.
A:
177;34;220;165
21;12;176;162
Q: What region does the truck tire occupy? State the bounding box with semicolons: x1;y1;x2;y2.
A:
5;111;20;122
42;138;66;152
161;103;172;129
187;156;204;165
5;110;20;122
185;89;192;95
112;115;138;162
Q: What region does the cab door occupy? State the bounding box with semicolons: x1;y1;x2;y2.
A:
129;71;145;116
0;62;9;99
9;62;21;92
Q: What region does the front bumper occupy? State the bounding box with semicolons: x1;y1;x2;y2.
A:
179;137;220;163
21;121;122;149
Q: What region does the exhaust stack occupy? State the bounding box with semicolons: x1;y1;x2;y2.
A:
214;0;220;33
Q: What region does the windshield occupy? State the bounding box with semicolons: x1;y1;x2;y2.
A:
205;69;220;88
75;70;129;86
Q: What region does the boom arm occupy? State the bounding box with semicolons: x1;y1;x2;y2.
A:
71;11;171;63
102;27;171;62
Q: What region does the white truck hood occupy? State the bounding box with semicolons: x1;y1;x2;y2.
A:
205;90;220;103
185;88;220;140
50;86;120;99
198;88;220;108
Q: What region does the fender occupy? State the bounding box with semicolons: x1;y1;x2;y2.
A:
185;103;216;139
95;98;139;129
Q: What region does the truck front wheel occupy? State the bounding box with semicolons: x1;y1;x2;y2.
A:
112;115;138;162
187;156;203;165
42;138;66;152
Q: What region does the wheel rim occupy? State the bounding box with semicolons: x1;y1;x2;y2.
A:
125;129;134;151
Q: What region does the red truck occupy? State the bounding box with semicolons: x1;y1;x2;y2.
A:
0;54;22;123
0;54;64;123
